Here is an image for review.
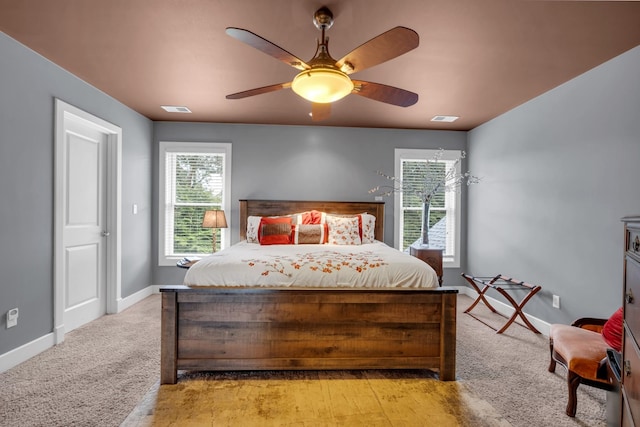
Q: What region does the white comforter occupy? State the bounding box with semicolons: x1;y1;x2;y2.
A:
184;241;439;289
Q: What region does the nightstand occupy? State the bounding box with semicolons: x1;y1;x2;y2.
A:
409;245;443;286
176;258;200;269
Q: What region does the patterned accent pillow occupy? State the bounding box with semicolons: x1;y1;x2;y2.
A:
323;213;376;243
258;216;292;245
326;215;361;245
246;216;262;243
248;214;303;243
360;213;376;244
293;224;327;244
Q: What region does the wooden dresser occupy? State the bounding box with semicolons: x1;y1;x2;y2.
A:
622;216;640;426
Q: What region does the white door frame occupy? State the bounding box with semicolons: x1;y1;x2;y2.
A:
54;99;122;344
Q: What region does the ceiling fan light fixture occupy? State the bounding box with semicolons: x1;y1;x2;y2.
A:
291;68;354;103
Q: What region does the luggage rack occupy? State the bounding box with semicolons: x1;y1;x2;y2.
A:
461;273;542;334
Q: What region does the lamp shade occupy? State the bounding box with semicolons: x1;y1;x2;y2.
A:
291;68;354;103
202;210;228;229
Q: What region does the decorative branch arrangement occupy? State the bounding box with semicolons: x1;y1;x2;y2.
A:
369;149;479;246
369;149;480;204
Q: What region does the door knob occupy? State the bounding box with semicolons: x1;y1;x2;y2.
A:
102;231;110;237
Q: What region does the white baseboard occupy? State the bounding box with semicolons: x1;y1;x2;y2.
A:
0;284;159;374
116;285;161;312
450;285;551;336
0;332;56;373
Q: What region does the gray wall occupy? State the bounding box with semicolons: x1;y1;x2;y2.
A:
467;45;640;324
0;33;154;355
152;122;469;286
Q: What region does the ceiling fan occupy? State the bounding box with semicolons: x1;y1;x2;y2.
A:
225;6;419;121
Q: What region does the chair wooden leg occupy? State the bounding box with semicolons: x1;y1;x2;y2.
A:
566;371;581;417
548;341;557;372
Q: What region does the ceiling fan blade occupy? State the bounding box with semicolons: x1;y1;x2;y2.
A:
226;82;291;100
336;27;419;75
226;28;310;71
351;80;418;107
311;103;331;122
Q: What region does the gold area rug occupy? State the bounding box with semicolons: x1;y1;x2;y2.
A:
122;370;511;427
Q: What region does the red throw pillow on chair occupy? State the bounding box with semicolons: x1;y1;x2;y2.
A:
602;307;623;352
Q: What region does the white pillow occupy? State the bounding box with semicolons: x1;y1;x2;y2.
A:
361;213;376;244
246;216;261;243
326;215;361;245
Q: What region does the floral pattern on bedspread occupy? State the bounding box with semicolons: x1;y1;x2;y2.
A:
245;250;387;278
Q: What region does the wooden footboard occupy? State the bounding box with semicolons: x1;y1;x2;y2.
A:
160;286;457;384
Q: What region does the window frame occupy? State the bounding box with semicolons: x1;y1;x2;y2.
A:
393;148;463;268
158;141;232;266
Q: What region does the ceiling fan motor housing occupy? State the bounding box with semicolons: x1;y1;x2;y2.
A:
313;7;334;30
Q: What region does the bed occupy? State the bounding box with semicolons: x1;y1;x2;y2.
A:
160;200;458;384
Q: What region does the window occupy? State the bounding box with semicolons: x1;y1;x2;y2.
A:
158;142;231;266
394;148;463;267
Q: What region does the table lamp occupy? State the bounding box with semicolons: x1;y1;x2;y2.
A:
202;210;227;252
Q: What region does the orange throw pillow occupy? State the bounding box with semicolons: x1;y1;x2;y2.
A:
258;216;292;245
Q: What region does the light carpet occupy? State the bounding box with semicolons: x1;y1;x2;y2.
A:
456;297;606;427
0;295;160;427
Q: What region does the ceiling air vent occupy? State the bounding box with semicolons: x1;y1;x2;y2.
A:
431;115;459;122
161;105;192;113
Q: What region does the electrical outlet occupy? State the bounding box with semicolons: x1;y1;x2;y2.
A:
552;295;560;309
6;308;18;328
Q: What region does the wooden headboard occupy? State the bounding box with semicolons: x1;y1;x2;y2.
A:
239;200;385;241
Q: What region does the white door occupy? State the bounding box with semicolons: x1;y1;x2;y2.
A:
54;100;122;342
61;118;108;332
